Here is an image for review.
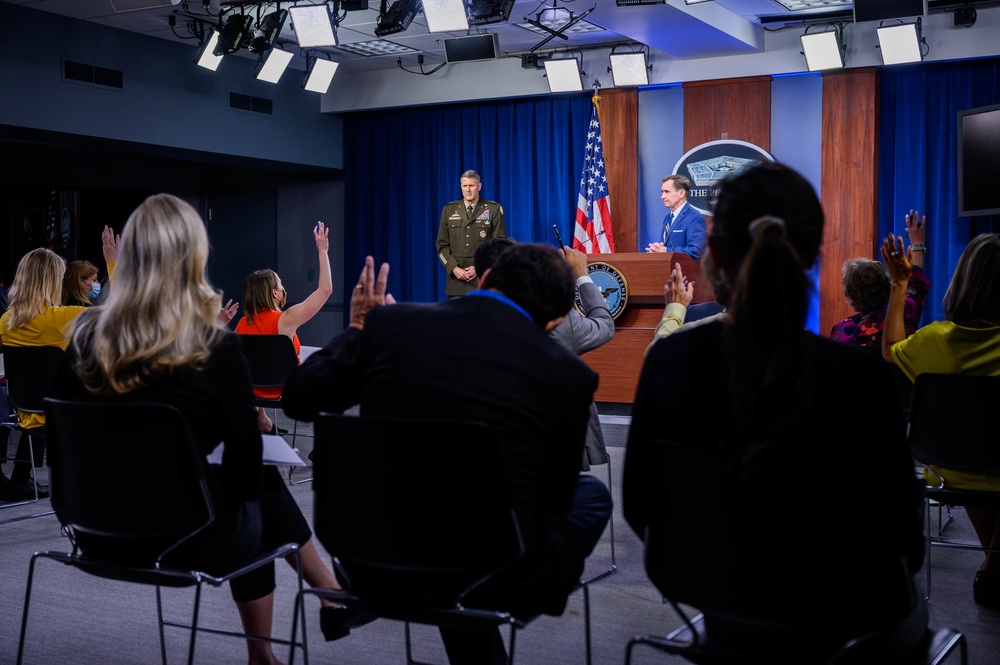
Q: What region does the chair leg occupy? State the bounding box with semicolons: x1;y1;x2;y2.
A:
16;553;41;665
186;584;204;665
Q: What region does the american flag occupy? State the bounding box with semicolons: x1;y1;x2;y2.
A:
573;90;615;254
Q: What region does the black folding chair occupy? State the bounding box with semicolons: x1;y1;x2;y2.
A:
624;438;967;665
237;334;307;484
17;398;307;665
0;345;63;522
292;413;595;665
907;373;1000;601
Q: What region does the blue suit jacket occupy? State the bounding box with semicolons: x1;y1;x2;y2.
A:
660;204;708;259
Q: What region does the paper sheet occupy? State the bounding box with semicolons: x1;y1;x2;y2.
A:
207;435;307;466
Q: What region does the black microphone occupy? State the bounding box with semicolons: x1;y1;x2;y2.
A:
576;229;607;247
552;224;565;247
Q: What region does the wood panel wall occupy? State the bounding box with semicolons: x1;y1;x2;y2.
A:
595;88;639;252
683;77;772;151
818;68;880;336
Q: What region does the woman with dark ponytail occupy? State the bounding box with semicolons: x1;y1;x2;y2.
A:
624;162;927;661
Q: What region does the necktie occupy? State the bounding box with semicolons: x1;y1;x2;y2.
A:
467;205;475;219
662;211;674;246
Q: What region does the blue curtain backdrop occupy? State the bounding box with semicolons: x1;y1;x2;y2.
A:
343;94;593;309
878;57;1000;325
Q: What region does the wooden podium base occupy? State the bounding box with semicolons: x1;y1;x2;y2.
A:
581;253;711;404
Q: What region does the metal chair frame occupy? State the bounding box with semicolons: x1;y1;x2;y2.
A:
291;412;594;665
17;398;307;665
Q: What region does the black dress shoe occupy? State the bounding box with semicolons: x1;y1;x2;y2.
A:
319;605;377;641
1;480;50;501
277;426;289;435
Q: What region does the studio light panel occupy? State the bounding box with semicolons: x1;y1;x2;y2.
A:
544;58;583;93
255;47;294;83
304;59;339;93
422;0;470;32
877;23;922;65
800;30;844;71
609;52;648;86
289;4;338;47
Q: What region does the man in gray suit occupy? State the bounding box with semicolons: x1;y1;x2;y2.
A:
474;237;615;470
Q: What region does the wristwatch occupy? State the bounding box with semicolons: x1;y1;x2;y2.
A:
911;244;927;252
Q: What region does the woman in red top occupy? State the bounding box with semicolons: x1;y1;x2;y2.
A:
236;222;333;434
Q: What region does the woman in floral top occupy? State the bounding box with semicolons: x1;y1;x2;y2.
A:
830;210;928;350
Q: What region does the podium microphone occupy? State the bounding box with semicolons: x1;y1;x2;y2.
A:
577;229;607;247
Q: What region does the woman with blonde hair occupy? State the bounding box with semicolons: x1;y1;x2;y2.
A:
0;231;117;501
62;259;101;307
54;194;349;664
236;222;332;434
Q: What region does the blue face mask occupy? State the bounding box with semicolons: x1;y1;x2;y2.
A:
87;282;101;299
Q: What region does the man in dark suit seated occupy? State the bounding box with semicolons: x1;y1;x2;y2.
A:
282;243;613;665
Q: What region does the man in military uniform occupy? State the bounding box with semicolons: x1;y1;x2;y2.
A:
436;169;506;297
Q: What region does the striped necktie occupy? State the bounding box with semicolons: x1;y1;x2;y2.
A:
662;211;674;245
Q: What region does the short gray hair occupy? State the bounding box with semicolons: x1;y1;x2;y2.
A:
461;170;481;182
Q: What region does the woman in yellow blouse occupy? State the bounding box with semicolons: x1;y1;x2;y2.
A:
0;227;117;500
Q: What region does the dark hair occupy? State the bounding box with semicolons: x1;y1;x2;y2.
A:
943;233;1000;327
480;242;575;327
662;174;692;195
842;258;890;314
473;236;518;277
710;162;824;428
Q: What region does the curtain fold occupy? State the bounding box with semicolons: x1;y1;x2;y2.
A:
878;58;1000;325
343;94;592;310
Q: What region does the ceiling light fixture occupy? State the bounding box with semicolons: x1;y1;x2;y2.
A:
375;0;420;36
799;24;846;71
422;0;470;33
544;57;584;93
469;0;515;26
876;19;925;65
303;56;340;93
194;30;224;71
289;4;338;47
254;47;294;83
250;8;288;53
214;13;253;56
524;4;597;52
608;50;649;86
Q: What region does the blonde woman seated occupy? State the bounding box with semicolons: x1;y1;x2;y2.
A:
0;229;117;501
236;223;333;434
53;195;352;664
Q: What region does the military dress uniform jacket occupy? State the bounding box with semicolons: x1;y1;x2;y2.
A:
436;198;506;297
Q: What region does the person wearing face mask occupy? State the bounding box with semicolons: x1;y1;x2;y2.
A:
235;222;333;434
61;260;103;307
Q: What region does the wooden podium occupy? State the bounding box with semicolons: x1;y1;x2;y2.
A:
582;253;712;404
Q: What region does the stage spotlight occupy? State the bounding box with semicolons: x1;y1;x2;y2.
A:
468;0;515;26
250;9;288;54
214;13;253;56
303;57;339;93
800;27;845;71
877;20;924;65
422;0;469;32
194;30;223;71
544;58;583;93
375;0;419;36
289;4;338;47
254;47;294;83
609;51;648;86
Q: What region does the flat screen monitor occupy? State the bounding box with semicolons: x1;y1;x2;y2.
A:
958;103;1000;217
853;0;926;23
444;34;499;63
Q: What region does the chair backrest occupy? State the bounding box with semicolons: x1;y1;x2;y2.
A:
43;398;213;559
642;438;744;615
3;345;65;414
908;373;1000;473
312;413;524;615
238;334;299;390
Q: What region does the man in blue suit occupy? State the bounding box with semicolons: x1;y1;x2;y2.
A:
645;174;708;259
